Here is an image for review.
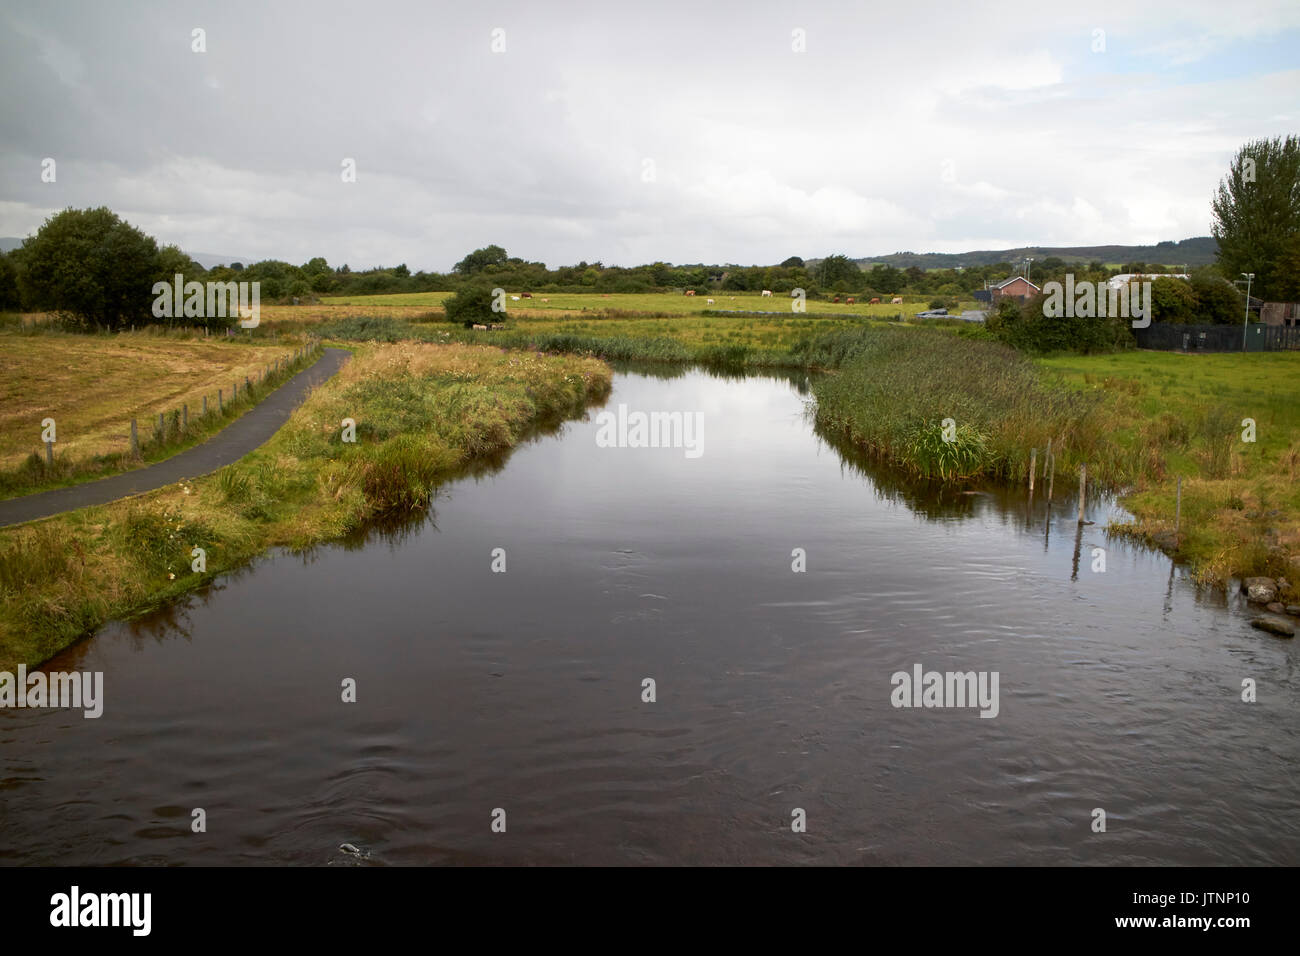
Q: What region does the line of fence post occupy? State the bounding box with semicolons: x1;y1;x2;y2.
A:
130;418;139;457
182;403;188;431
1028;449;1037;494
219;388;223;412
157;411;165;441
45;440;53;467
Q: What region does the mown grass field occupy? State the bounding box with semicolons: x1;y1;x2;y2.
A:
0;330;303;473
0;342;611;669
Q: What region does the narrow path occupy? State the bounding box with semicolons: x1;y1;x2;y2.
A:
0;347;351;528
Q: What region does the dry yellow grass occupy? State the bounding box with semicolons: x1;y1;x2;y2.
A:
0;332;300;468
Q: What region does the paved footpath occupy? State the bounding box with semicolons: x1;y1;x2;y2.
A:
0;347;351;528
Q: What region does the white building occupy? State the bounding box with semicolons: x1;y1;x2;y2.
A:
1106;273;1189;290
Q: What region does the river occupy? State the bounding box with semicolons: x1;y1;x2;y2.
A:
2;365;1296;865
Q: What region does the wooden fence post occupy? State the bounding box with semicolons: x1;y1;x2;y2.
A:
45;440;54;467
219;388;223;412
183;403;188;430
1077;463;1087;524
1028;449;1037;493
130;418;139;457
202;395;207;416
158;412;165;440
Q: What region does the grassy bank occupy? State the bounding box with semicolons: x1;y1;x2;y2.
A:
808;326;1299;587
0;327;317;499
0;342;611;669
1041;351;1300;586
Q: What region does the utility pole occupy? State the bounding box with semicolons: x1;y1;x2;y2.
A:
1241;272;1254;351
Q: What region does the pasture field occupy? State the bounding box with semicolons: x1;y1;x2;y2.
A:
0;329;308;496
319;290;969;317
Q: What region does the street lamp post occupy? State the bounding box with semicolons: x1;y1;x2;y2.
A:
1026;257;1034;281
1241;273;1255;351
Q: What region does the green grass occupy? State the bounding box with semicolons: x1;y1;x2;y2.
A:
1039;351;1300;585
809;326;1102;483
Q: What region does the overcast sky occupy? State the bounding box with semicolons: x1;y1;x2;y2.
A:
1;0;1297;270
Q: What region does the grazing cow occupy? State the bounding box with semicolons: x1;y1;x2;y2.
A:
832;296;840;303
761;289;773;297
541;297;549;302
685;290;696;296
472;323;488;330
869;297;881;305
707;298;715;305
511;295;520;301
489;323;506;330
846;297;856;304
521;292;532;298
891;296;903;304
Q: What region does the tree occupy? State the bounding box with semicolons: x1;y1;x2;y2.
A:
443;284;499;326
0;251;22;311
17;207;160;329
155;244;204;283
817;254;862;290
454;244;508;275
780;256;805;269
1212;135;1300;300
869;264;905;295
1189;269;1244;324
1150;276;1197;323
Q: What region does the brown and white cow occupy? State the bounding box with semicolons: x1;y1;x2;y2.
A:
761;290;773;296
869;297;881;305
891;296;903;304
685;290;696;296
846;297;855;304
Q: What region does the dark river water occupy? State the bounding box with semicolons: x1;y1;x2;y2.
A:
2;366;1297;865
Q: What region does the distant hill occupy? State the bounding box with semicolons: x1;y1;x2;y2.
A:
0;237;245;270
852;237;1218;270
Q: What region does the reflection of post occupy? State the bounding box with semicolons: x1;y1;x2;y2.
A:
1071;517;1084;581
1174;475;1182;540
1163;555;1176;615
1043;502;1052;550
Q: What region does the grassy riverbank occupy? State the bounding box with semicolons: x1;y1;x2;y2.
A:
0;342;612;669
1041;351;1300;586
808;326;1299;587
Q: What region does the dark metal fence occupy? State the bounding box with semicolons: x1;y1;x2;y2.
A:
1133;322;1300;352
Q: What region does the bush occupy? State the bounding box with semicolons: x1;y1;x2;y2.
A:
444;284;500;327
986;293;1131;354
